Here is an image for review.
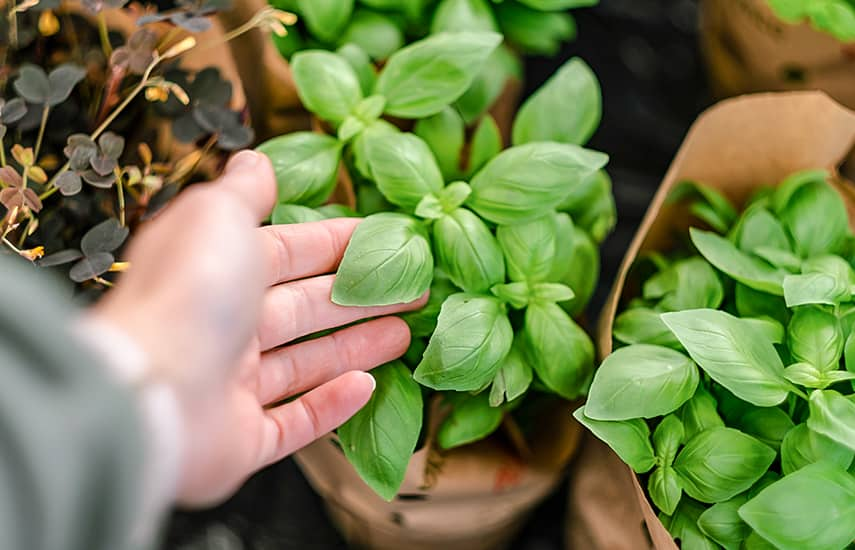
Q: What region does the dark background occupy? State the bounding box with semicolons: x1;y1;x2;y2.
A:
163;1;713;548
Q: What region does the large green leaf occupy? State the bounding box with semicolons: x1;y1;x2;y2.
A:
573;406;656;474
291;50;362;124
256;132;341;207
437;392;503;449
338;361;422;501
807;389;855;451
363;132;444;211
691;228;786;295
433;208;505;293
297;0;353;43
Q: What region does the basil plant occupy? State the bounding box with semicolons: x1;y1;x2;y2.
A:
767;0;855;42
257;31;613;500
270;0;598;124
578;171;855;550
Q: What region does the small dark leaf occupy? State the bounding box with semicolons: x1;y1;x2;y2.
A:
98;132;125;159
82;170;116;188
172;113;204;143
0;166;23;187
0;188;20;209
69;252;115;282
47;64;87;106
64;134;98;169
13;64;50;104
189;68;232;105
192;104;233;133
1;98;27;124
90;155;117;176
56;171;83;196
217;124;253;150
82;218;129;256
22;188;42;212
37;249;84;267
171;13;212;32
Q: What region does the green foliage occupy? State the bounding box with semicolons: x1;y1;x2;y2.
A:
582;171;855;549
767;0;855;41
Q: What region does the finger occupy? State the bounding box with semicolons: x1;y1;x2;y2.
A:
257;316;410;404
258;274;428;351
261;217;360;286
258;370;376;467
208;150;277;223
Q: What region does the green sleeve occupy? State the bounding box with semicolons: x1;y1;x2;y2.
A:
0;256;147;550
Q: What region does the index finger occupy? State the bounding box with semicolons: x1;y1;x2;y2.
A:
261;217;361;286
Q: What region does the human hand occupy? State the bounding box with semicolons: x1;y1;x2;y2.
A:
91;150;425;506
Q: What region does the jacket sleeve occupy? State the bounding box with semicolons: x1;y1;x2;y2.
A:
0;256;148;550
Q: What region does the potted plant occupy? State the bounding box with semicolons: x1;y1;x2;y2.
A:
256;28;612;548
576;91;855;550
0;0;291;294
700;0;855;110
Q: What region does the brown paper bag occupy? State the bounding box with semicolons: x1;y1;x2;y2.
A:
295;397;582;550
700;0;855;110
567;91;855;550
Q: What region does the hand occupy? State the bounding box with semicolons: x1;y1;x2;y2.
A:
92;150;425;506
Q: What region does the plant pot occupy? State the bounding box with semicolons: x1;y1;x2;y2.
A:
295;398;582;550
699;0;855;109
563;91;855;549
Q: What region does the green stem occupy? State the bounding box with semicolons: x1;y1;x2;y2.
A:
0;141;6;167
39;185;58;201
34;105;50;161
117;178;125;227
8;0;18;50
97;12;112;58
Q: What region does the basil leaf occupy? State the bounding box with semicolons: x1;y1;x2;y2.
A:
414;107;464;181
774;172;850;257
731;204;790;254
742;531;778;550
741;317;785;344
270;204;326;225
734;406;794;451
489;335;533;406
316;204;361;219
668;180;738;235
338;361;422;501
467;114;502;177
649;466;683;516
573;406;657;474
434;208;505;293
752;246;802;272
585;344;698;421
497;215;557;282
525;302;594;398
374;31;502;118
738;462;855;550
783;273;849;307
784;362;825;388
332;213;433;306
787;306;843;372
678;386;725;440
653;414;685;466
557;223;599;316
256;132;342;207
802;253;855;287
661;309;791;407
430;0;498;33
846;332;855;392
336;43;377;96
658;257;724;312
491;281;530;309
467;142;608;225
557;169;616;243
340;9;404;60
400;275;457;337
364;132;444;211
414;293;512;391
674;427;776;503
735;283;789;326
495;2;575;56
454;44;520;124
781;423;854;475
296;0;353;43
530;282;574;303
807;389;855;452
352;119;399;179
517;0;598;9
697;495;750;550
660;499;720;550
512;57;600;147
292;50;363;124
691;228;786;295
437;391;503;449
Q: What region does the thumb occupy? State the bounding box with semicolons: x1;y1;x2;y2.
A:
211;150;277;223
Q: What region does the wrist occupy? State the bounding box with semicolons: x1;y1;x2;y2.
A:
72;313;184;545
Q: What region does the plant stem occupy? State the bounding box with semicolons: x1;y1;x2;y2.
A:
93;276;114;287
8;0;18;49
97;12;112;58
33;105;50;161
2;236;21;254
16;214;30;247
39;185;58;201
117;178;125;226
0;141;6;167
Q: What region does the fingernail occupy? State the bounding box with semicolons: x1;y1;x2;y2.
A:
225;150;261;174
365;373;377;393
